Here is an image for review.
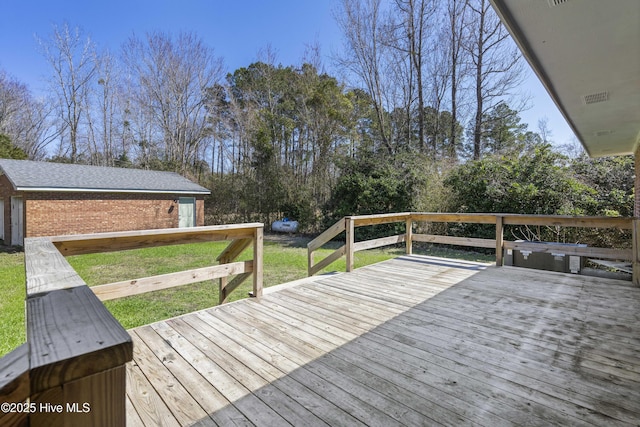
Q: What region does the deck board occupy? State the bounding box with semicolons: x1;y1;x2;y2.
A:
127;255;640;426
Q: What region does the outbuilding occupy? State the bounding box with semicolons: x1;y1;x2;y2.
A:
0;159;210;246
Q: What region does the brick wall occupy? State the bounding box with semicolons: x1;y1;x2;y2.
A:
23;192;205;238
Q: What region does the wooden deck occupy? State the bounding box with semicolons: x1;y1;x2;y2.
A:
126;255;640;426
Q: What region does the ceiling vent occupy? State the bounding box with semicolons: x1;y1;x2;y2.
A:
583;91;609;105
547;0;569;7
594;130;613;137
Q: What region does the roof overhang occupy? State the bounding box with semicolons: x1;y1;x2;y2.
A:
15;187;210;195
490;0;640;157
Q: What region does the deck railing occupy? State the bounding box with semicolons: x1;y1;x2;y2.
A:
0;223;263;426
308;212;637;284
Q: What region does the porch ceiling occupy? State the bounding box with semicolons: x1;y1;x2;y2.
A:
490;0;640;157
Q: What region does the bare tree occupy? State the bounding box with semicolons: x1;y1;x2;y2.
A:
0;70;27;135
122;31;225;173
335;0;395;154
0;68;56;159
85;49;123;166
537;117;553;145
37;23;97;163
446;0;470;158
384;37;414;148
465;0;525;160
393;0;437;152
17;100;58;160
427;16;453;157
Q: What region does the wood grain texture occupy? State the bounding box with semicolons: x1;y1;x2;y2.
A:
220;272;252;304
27;286;132;393
30;386;63;427
13;223;273;426
19;237;134;426
307;218;345;252
127;255;640;426
60;366;127;427
350;212;411;226
345;217;354;272
25;238;86;296
500;214;632;229
50;223;263;256
633;219;640;286
405;218;413;255
412;233;496;248
0;410;28;427
309;245;346;276
216;238;252;262
308;213;631;278
93;261;252;301
352;234;406;252
411;212;498;224
128;330;211;425
252;226;264;298
0;344;29;403
495;215;504;266
413;212;631;229
0;344;29;427
126;362;180;427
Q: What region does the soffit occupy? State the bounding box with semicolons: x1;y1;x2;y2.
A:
491;0;640;157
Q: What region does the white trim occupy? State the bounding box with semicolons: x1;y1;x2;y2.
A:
11;196;23;246
14;187;210;195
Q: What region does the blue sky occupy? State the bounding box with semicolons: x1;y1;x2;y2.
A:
1;0;577;148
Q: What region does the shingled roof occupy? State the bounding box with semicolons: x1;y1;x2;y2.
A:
0;159;210;194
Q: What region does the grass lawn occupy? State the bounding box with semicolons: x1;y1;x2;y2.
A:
0;250;26;357
0;237;492;357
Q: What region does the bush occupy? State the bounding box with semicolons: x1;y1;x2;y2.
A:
570;154;634;217
444;143;597;241
323;152;439;240
204;175;246;225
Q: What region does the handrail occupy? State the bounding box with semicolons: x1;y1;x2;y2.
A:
70;224;265;303
50;223;264;256
307;218;346;253
307;217;346;276
0;344;29;426
308;212;636;283
20;237;132;426
0;223;264;426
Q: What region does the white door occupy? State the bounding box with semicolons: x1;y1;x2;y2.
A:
178;197;195;228
11;196;23;246
0;199;4;241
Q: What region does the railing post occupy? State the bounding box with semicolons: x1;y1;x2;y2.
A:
218;264;228;305
25;238;132;427
633;219;640;286
218;248;231;305
496;215;504;267
346;217;354;272
634;146;640;286
31;365;127;427
406;216;413;255
0;344;29;427
253;225;264;297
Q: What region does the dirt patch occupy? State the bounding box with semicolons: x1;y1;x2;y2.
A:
0;243;22;254
264;233;312;248
264;233;346;250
